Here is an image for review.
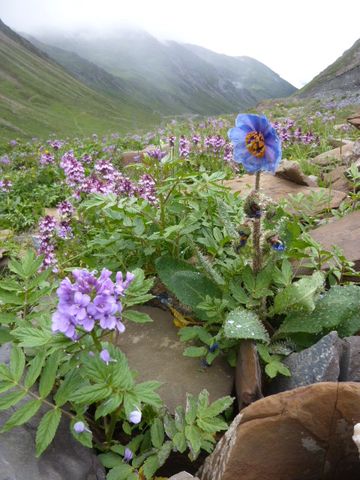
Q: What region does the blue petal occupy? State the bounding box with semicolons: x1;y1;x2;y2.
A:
234;144;261;172
228;127;246;145
235;114;270;134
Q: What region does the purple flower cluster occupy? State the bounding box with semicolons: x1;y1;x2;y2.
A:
271;119;319;147
179;136;191;158
60;151;85;187
0;179;12;193
145;148;167;161
48;140;64;150
0;155;10;165
138;174;157;205
37;216;59;270
40;151;55;166
52;268;135;339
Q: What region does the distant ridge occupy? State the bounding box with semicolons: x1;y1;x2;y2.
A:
299;37;360;99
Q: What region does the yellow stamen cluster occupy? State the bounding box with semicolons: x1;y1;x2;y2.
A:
245;131;266;158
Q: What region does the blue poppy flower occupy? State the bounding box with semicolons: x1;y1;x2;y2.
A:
228;114;282;173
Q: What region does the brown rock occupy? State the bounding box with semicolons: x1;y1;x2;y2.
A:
199;383;360;480
223;174;346;212
310;210;360;270
348;113;360;130
116;306;234;412
312;142;355;166
235;340;263;410
275;159;317;186
121;151;144;166
323;165;352;192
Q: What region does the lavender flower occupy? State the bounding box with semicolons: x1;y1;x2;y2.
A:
52;268;132;339
124;448;133;462
129;409;142;424
100;349;112;365
146;148;167;161
0;155;10;165
73;421;91;434
0;179;12;193
57;201;74;220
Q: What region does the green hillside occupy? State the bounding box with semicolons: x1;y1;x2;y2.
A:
0;20;158;141
35;29;297;116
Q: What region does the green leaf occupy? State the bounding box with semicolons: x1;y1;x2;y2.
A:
265;360;291;379
157;440;172;465
185;425;202;454
150;418;165;448
133;381;162;408
224;308;270;342
122;310;153;324
21;251;44;278
200;395;234;418
36;408;62;456
54;369;83;407
1;399;42;433
143;455;160;480
11;327;52;347
24;351;46;388
0;326;12;345
95;393;123;420
173;431;187;453
272;271;324;315
0;390;27;411
183;346;208;358
8;258;25;278
0;380;13;394
196;416;228;433
185;393;197;424
10;346;25;382
98;452;124;468
69;384;112;404
107;464;134;480
39;352;60;398
0;313;17;325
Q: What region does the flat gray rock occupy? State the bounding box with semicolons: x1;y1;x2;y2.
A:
343;336;360;382
270;331;344;393
0;345;105;480
117;306;234;412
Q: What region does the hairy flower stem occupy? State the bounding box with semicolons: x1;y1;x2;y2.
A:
252;172;262;274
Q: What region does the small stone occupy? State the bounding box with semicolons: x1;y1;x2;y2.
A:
169;472;199;480
235;340;263;410
275;159;317;186
269;331;344;394
312;142;355;166
343;336;360;382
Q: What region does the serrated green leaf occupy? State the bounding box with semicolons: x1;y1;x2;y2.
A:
163;415;177;439
0;390;27;411
200;395;234;418
143;454;160;480
185;425;202;454
11;327;52;347
107;464;134;480
36;408;62;456
0;380;14;394
173;431;187;453
54;369;83;407
196;416;228;433
224;308;270;342
1;399;42;433
150;418;164;448
95;393;123;420
157;440;172;465
39;352;60;398
24;351;46;388
0;313;17;325
69;383;112;404
122;310;153;323
0;326;12;345
10;346;25;382
21;251;44;278
133;381;162;408
185;393;197;424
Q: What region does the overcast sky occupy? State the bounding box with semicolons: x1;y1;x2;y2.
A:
1;0;360;87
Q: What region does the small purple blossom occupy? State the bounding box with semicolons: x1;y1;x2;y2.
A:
129;409;142;424
73;421;91;434
146;148;167;161
100;349;112;365
0;179;12;193
124;448;133;462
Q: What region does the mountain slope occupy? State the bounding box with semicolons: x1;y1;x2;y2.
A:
35;29;297;115
299;38;360;98
0;20;157;141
